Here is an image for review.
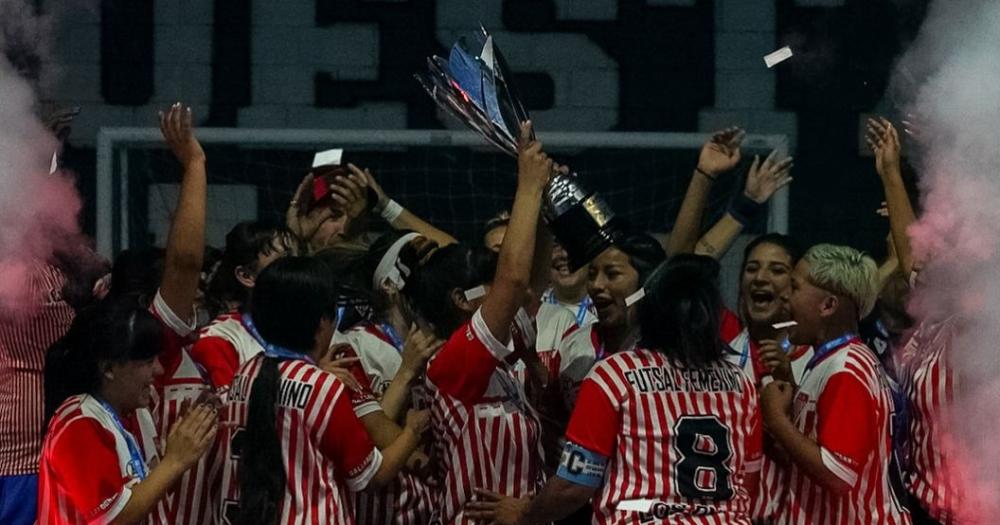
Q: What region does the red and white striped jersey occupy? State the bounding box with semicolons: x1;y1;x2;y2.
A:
0;263;75;476
38;394;166;525
425;309;545;525
531;303;582;391
564;348;761;524
899;319;962;522
190;311;264;391
219;355;382;525
773;339;910;525
335;323;434;525
148;292;220;525
726;328;815;521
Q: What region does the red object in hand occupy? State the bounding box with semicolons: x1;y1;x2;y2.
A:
309;166;346;210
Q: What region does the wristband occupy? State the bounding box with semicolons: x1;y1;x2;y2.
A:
727;192;765;226
380;199;404;223
695;166;718;181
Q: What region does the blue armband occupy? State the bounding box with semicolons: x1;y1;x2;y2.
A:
556;440;608;488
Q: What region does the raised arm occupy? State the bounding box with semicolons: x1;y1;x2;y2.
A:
667;127;745;255
356;164;458;247
157;103;207;321
480;121;552;343
867;118;917;276
694;150;793;259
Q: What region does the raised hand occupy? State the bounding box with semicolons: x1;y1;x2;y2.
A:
285;174;334;244
400;324;444;377
517;120;553;191
331;165;371;220
353;163;390;211
758;339;793;383
159;102;205;167
744;150;793;204
164;404;218;470
866;117;901;178
697;126;746;177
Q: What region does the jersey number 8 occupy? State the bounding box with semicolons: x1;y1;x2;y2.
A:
672;416;733;500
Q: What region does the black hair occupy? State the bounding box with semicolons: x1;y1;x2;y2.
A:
238;256;340;525
739;233;803;275
482;211;511;238
44;296;163;422
106;248;166;305
663;253;722;285
612;231;667;283
204;222;292;317
404;243;497;339
638;259;726;369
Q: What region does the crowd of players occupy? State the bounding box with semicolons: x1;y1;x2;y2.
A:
0;103;958;525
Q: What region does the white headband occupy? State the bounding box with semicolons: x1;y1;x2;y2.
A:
372;232;421;291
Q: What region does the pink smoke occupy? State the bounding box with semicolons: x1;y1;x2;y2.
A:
0;2;83;314
893;0;1000;521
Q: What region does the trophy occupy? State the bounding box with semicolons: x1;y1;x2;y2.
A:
415;28;625;270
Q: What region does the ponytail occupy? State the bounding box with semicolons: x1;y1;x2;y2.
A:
237;357;286;525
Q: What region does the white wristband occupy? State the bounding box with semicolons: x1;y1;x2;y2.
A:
380;199;404;223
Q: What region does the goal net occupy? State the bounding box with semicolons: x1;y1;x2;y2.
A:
96;128;789;306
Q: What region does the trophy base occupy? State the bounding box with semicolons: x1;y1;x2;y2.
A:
547;193;625;271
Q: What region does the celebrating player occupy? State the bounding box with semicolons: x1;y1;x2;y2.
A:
402;120;554;524
760;244;910;524
39;298;218;524
465;256;762;524
218;256;429;524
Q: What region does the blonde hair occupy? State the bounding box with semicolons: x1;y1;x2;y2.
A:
802;244;879;319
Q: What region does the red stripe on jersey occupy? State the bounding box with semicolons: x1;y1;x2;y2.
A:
220;355;380;524
425;312;545;525
773;342;909;525
566;349;761;525
0;264;74;475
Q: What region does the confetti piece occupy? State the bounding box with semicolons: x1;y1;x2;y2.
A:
617;499;656;512
312;148;343;168
464;285;486;301
764;46;793;68
772;320;798;329
625;288;646;307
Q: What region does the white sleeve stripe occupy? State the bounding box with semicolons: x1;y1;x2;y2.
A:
821;447;859;487
346;448;383;492
92;486;133;525
353;401;383;418
152;290;195;336
472;309;513;360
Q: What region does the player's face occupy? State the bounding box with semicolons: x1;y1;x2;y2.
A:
311;208;350;250
550;243;588;295
107;356;164;412
740;243;793;326
588;247;640;331
484;225;506;253
787;260;827;345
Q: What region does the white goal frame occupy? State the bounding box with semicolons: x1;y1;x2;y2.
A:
96;128;790;259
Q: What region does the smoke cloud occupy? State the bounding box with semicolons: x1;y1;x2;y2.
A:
892;0;1000;521
0;0;84;314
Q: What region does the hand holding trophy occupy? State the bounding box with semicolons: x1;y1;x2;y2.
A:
415;28;625;270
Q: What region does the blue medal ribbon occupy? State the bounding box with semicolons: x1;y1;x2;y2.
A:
379;322;405;353
242;314;314;364
804;333;857;372
95;397;148;481
575;297;592;327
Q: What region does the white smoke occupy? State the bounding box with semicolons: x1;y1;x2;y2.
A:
893;0;1000;521
0;0;83;313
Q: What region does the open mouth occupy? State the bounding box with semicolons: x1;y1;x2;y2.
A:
749;289;776;309
551;256;571;276
592;296;615;313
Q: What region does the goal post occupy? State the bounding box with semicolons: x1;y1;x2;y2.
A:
96;127;789;306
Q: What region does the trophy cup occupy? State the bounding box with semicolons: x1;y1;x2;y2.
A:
415;28;625;270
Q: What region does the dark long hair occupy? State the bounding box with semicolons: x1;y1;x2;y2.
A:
44;296;163;422
613;231;667;284
204;222;293;318
404;243;497;339
238;256;339;525
638;256;726;369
